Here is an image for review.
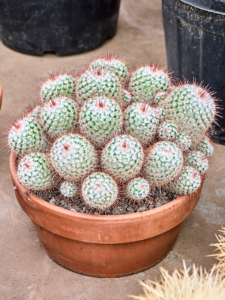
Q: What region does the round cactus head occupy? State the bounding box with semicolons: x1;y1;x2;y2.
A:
101;135;144;182
176;134;192;151
170;166;201;195
18;152;54;190
8;116;47;155
195;136;214;157
89;54;129;84
39;97;79;138
76;68;123;105
159;84;216;143
129;65;171;104
126;177;150;201
60;181;78;198
40;73;76;103
144;141;183;186
158;121;178;141
50;134;97;181
80;97;123;147
81;172;118;210
185;150;209;175
124;103;160;144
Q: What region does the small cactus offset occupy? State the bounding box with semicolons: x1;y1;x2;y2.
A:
176;134;192;151
40;73;76;103
158;121;178;141
185;150;209;175
10;53;217;210
88;54;128;84
124;103;160;144
169;166;201;195
195;136;214;157
158;84;216;144
126;177;150;201
60;181;78;198
129;65;171;104
81;172;118;209
76;68;123;105
144;141;183;186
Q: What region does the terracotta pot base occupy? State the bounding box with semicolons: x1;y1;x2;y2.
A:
33;221;183;277
10;151;203;278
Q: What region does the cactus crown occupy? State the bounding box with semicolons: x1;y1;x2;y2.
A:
9;53;217;211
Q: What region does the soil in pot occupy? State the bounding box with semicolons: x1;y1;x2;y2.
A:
34;187;177;215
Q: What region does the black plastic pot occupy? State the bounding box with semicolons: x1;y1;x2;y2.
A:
0;0;120;56
162;0;225;144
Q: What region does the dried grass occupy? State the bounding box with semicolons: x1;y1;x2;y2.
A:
130;227;225;300
209;226;225;275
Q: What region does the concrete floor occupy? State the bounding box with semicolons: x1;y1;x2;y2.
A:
0;0;225;299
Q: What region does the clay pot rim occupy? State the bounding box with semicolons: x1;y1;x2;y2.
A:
10;150;195;221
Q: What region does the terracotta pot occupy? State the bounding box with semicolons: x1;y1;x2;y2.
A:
10;151;203;278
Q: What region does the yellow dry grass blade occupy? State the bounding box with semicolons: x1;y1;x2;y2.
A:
209;226;225;275
130;261;225;300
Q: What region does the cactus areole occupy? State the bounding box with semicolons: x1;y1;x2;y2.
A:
9;54;214;277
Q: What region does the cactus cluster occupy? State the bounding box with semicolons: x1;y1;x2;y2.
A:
8;54;216;211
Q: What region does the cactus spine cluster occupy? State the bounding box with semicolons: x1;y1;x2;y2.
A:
9;54;216;212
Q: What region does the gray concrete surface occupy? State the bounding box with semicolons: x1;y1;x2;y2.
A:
0;0;225;299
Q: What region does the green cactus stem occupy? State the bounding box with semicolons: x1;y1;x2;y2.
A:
185;150;209;175
169;166;201;195
50;134;97;181
82;172;118;209
144;141;183;186
101;135;144;182
129;65;170;104
124;103;160;144
126;177;150;201
40;74;76;103
40;97;79;138
80;97;123;147
18;152;54;190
